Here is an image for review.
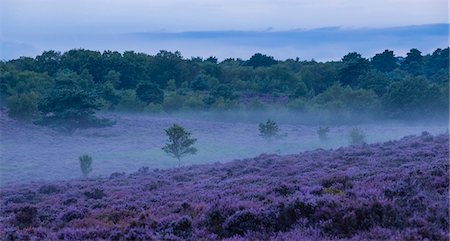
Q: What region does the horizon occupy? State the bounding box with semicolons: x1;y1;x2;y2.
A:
1;23;449;61
1;0;448;60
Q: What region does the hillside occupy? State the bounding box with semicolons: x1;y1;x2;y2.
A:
1;133;448;240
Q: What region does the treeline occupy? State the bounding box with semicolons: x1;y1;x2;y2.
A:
0;48;448;128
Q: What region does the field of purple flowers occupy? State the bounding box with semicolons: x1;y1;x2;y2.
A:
1;132;448;240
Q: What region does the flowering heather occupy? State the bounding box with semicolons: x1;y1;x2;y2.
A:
0;133;448;240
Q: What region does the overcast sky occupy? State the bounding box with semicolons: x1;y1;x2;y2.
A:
0;0;448;60
1;0;448;36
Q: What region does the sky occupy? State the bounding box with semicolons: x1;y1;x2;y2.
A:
0;0;448;60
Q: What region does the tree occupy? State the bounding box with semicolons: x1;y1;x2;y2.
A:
136;82;164;104
259;119;281;142
339;52;370;87
371;50;397;72
349;128;366;145
162;124;198;166
401;48;423;75
245;53;278;68
79;154;93;177
382;76;443;118
36;71;113;132
191;74;212;91
6;92;39;121
317;126;330;141
211;84;237;100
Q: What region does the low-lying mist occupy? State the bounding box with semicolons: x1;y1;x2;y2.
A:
1;108;448;186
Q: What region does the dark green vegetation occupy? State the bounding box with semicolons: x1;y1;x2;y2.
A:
1;48;448;129
317;126;330;141
162;124;198;165
79;154;93;178
349;128;367;145
259;119;281;142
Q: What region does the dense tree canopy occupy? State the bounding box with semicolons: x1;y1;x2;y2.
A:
1;47;448;125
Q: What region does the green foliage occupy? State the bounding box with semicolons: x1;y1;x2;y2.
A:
163;93;185;111
183;93;206;110
317;126;330;141
349;128;366;145
245;53;278;68
382;76;445;118
191;74;212;91
339;52;370;87
313;83;380;113
401;48;423;75
2;47;448;122
371;49;397;72
6;92;39;121
211;84;237;101
36;71;113;132
115;89;147;112
162;124;198;165
79;154;93;177
259;119;281;142
136;82;164;104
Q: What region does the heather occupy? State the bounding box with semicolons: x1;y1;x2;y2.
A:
1;133;448;240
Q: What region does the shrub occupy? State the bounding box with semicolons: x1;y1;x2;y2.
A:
35;72;114;132
259;119;281;142
317;126;330;141
115;89;147;112
162;93;185;111
223;210;262;237
61;209;85;223
349;128;366;145
168;216;193;239
79;154;93;177
14;206;38;228
38;184;62;194
83;188;106;199
136;82;164;104
191;74;211;91
6;92;39;121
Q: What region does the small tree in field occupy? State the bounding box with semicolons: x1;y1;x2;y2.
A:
162;124;197;166
79;154;93;177
259;119;280;142
317;126;330;141
349;128;366;145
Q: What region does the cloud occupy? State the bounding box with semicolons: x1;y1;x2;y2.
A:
2;24;447;61
1;0;447;37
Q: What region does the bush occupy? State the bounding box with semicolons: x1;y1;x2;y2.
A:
116;89;146;112
136;82;164;104
317;126;330;141
61;208;85;223
259;119;281;142
36;82;113;132
14;206;38;228
6;92;39;120
349;128;366;145
191;74;211;91
79;154;93;177
162;93;185;111
223;210;262;237
84;188;106;199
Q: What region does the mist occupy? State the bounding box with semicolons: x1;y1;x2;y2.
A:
1;107;447;186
